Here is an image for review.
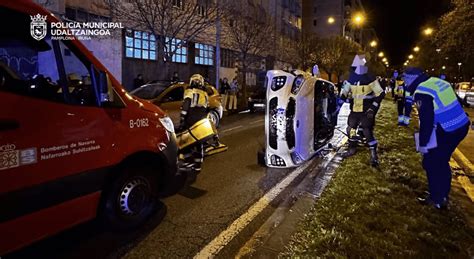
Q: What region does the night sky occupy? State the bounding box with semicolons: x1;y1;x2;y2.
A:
363;0;451;68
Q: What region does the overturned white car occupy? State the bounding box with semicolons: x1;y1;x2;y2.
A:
262;70;339;168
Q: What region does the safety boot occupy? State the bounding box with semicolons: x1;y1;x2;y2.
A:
369;145;379;167
342;140;357;158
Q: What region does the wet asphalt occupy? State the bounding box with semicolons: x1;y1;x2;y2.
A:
7;111;295;259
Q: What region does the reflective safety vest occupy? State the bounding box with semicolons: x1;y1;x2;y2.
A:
184;88;209;108
414;77;469;132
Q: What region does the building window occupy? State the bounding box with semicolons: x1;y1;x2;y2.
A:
313;19;317;26
125;29;156;60
221;48;235;68
195;43;214;66
172;0;183;8
197;0;208;16
165;37;187;63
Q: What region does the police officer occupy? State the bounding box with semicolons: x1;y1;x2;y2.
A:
403;67;470;209
179;74;210;173
341;55;385;167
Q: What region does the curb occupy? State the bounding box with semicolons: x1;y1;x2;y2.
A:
452;148;474;176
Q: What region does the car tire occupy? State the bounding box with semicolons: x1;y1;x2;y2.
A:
101;164;159;231
209;110;220;127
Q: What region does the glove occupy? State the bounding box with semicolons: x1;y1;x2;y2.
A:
366;108;375;120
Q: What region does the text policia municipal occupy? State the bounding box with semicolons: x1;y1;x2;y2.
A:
50;22;124;36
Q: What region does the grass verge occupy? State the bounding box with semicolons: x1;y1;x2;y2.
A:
281;100;474;258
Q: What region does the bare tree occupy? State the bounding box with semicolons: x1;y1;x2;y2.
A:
313;36;360;81
221;2;274;104
105;0;217;78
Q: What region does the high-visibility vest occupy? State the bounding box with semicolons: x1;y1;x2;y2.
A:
414;77;469;132
184;88;209;108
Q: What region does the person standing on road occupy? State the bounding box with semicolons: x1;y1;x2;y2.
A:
221;77;230;111
403;67;470;209
341;55;385;167
179;74;210;174
228;78;238;112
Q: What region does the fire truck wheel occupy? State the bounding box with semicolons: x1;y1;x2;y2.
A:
101;164;159;231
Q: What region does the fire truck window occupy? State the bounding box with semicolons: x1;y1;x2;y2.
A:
162;87;184;102
59;42;97;106
0;37;65;102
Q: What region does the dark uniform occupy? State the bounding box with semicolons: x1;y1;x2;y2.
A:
404;68;470;209
341;71;385;166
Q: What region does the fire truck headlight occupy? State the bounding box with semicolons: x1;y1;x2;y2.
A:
159;116;175;133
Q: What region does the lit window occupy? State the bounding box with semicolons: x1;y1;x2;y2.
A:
125;29;156;60
165;37;187;63
195;43;214;66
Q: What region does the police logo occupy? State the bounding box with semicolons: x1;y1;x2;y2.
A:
30;14;47;41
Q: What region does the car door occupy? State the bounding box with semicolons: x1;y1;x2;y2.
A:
0;11;116;200
156;85;184;126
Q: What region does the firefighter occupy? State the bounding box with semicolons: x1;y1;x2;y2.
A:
341;54;385;167
178;74;210;174
403;67;469;209
393;77;413;126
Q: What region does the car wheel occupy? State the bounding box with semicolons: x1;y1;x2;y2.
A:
209;110;220;127
101;164;159;231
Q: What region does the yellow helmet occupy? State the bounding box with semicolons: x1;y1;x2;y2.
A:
189;74;205;88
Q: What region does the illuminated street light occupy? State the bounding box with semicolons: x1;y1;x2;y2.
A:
424;27;434;36
436;48;441;53
378;52;384;57
413;46;420;52
382;57;387;62
442;66;446;70
370;40;377;47
327;16;335;24
408;54;414;59
352;13;365;26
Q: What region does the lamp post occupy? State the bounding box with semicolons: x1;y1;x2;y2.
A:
458;62;462;81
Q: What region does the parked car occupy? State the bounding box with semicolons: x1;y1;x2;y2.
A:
456;82;472;99
262;70;339;168
0;0;182;255
131;82;223;127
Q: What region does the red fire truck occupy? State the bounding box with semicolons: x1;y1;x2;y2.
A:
0;0;181;254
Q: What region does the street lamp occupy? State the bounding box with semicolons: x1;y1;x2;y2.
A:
414;46;420;52
424;27;434;36
382;57;387;62
458;62;462;79
378;52;384;58
370;40;377;47
352;13;365;26
408;54;414;60
327;16;335;24
442;66;446;70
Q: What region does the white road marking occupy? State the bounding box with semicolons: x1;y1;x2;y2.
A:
220;125;243;133
194;160;314;259
250;119;264;125
195;104;351;258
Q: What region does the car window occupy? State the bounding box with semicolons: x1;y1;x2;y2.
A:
59;41;97;106
205;85;215;96
0;35;64;103
162;86;184;102
132;85;166;99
